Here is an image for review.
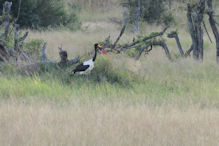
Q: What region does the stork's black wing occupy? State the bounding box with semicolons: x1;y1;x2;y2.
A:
73;63;90;73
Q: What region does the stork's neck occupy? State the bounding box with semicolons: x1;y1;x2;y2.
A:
92;48;97;62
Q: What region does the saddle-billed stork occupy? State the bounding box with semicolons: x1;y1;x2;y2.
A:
70;43;107;75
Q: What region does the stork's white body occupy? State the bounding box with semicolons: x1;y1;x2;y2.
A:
79;59;94;75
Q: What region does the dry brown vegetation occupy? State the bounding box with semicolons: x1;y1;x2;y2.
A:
1;101;219;146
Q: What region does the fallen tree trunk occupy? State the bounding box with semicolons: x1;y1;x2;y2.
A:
21;50;79;75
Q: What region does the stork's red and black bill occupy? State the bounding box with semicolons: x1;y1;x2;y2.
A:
97;45;107;55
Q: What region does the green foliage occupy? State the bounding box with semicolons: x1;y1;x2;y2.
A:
127;0;174;25
0;0;81;30
89;56;139;86
125;49;139;57
23;39;44;61
162;11;175;25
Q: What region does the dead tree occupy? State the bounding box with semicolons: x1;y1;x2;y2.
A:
207;0;219;63
0;1;12;39
57;45;79;68
187;0;205;60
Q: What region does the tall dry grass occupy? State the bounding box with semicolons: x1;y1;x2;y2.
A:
0;101;219;146
66;0;118;9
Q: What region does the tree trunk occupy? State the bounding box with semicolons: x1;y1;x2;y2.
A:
196;0;205;60
187;4;198;59
207;0;219;63
187;0;205;60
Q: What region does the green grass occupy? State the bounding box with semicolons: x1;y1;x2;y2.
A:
1;55;219;108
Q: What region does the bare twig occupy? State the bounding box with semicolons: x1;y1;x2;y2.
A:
202;21;213;43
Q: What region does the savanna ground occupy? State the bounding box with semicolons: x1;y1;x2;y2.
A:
1;1;219;145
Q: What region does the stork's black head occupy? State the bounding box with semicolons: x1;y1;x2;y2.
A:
94;43;100;49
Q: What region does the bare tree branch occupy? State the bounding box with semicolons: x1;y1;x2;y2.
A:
121;26;169;51
203;21;213;43
14;24;19;52
19;31;29;42
185;45;193;57
167;32;184;57
152;40;172;61
135;44;151;60
111;21;127;49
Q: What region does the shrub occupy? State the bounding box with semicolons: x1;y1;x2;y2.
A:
0;0;81;30
126;0;174;25
88;56;140;86
23;39;43;61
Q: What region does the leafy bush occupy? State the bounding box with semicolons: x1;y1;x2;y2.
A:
0;0;81;30
23;39;43;61
88;56;140;86
127;0;174;25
